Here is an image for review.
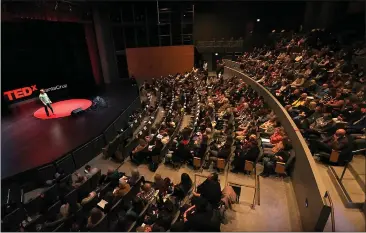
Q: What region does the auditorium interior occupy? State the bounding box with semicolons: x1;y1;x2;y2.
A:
1;1;366;232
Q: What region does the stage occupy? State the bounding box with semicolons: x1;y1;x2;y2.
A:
1;84;139;180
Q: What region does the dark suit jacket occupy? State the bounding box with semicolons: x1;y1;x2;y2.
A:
197;143;208;159
217;147;231;159
243;146;260;162
197;180;222;207
323;136;349;151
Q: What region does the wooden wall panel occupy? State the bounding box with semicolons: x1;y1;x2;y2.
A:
126;45;194;80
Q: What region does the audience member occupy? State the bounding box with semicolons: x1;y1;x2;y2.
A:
86;207;105;229
137;183;156;203
193;173;222;208
84;165;100;178
113;179;131;197
173;173;192;200
129;168;141;186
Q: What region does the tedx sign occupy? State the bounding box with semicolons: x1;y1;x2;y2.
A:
3;85;38;101
3;84;68;101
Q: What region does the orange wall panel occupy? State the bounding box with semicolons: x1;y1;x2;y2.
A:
126;45;194;80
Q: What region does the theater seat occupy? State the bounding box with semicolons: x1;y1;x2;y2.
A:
244;160;254;174
102;143;110;159
217;158;226;171
152;155;160;164
275;162;286;175
329;150;340;163
193;157;201;169
90;215;109;232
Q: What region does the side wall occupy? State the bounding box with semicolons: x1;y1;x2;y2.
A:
224;60;331;232
126;45;194;80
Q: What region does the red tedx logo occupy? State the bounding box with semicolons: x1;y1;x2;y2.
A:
3;85;38;101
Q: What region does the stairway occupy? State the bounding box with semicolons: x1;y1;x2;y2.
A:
327;155;365;209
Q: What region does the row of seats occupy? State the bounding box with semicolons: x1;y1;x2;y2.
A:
1;88;155;231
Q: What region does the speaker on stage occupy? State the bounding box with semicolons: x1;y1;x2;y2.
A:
71;108;84;116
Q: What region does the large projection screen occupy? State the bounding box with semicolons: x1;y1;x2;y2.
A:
126;45;194;80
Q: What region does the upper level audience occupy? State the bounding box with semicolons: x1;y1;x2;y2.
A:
236;29;365;165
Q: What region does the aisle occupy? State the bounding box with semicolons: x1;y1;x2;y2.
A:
316;162;366;232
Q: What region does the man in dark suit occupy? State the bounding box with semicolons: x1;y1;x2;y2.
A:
231;143;260;173
309;129;349;156
192;173;222;208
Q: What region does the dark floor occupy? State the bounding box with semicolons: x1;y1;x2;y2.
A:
1;84;138;179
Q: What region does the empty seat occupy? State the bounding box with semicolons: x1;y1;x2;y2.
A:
24;195;43;217
217;158;226;171
275;162;286;175
56;154;75;175
102;143;110;159
92;135;106;157
73;144;93;170
77;178;93;201
122;189;135;207
2;208;25;232
43;185;59;207
193;157;201;169
109;199;123;219
244;160;254;173
46;200;62;221
99;182;113;199
64;188;78;206
60;174;72;187
37;164;57;185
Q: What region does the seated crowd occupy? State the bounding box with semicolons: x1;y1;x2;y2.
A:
237;29;365;164
7;30;365;233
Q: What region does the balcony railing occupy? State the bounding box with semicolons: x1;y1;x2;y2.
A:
195;39;244;48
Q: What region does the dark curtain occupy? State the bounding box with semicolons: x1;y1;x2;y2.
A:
84;24;103;86
2;4;103;88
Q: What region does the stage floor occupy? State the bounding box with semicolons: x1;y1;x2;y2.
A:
1;84;138;179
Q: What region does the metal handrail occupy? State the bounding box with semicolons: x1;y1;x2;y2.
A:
324;191;336;232
352;148;366;153
227;178;259;209
225;147;260;208
339;162;349;182
335;147;366;183
194;173;209;191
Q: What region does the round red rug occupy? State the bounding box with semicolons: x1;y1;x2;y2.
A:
33;99;92;119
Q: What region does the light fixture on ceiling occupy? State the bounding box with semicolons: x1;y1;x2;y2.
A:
257;18;260;22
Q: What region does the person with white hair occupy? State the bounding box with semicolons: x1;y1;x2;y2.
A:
128;168;140;186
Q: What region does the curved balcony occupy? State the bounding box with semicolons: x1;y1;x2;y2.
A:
223;59;331;232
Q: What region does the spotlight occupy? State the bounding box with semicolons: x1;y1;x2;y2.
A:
54;1;58;10
69;4;72;12
215;53;218;56
257;18;260;22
